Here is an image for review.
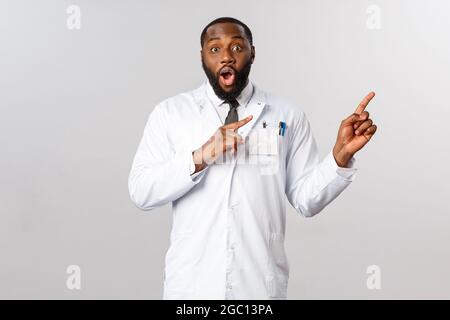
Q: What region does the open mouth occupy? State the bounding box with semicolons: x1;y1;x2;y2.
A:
219;66;236;87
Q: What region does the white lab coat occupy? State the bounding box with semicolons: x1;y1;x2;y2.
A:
128;80;357;299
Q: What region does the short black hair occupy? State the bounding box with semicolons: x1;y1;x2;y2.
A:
200;17;253;48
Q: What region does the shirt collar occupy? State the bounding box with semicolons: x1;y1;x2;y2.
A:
206;78;254;108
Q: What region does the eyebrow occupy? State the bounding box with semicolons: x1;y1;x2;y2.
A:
207;35;245;43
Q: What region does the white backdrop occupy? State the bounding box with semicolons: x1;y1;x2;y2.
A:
1;0;449;299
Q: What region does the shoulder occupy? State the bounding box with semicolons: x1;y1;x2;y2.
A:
155;84;204;115
144;84;204;127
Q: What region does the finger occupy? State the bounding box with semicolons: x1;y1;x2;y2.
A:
224;132;243;149
221;126;243;139
236;134;244;148
225;131;243;142
362;124;377;140
342;113;362;126
355;119;373;135
233;135;238;154
353;112;370;130
223;115;253;130
231;133;244;155
353;120;363;129
354;91;375;114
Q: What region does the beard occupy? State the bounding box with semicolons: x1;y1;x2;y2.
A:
202;57;252;101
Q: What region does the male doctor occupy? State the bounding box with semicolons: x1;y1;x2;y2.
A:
128;17;378;299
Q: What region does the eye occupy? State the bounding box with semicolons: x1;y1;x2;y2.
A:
232;45;242;52
210;47;219;53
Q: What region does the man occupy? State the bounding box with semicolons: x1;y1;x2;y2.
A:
128;17;377;299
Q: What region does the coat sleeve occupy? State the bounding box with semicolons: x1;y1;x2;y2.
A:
285;111;358;217
128;104;207;210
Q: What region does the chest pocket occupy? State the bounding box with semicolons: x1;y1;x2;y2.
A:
246;126;282;176
248;127;279;155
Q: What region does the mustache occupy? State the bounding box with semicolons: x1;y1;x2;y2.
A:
201;58;252;101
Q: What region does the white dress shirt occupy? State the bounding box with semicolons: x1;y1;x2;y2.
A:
189;81;254;176
128;79;357;299
208;79;254;125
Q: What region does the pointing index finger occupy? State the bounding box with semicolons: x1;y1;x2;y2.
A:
354;91;375;114
223;115;253;130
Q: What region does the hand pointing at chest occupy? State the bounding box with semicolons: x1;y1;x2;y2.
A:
332;92;378;167
192;115;253;173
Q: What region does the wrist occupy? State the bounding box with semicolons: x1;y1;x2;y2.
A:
333;146;353;168
192;148;206;173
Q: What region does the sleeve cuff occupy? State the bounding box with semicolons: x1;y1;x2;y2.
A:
189;150;208;181
324;151;358;181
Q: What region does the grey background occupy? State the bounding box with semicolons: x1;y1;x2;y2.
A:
1;0;449;299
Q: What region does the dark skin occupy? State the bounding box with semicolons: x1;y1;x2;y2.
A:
192;22;377;173
202;23;255;93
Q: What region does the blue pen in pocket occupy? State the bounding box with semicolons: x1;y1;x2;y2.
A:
278;121;286;136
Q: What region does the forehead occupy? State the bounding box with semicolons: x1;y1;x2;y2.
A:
205;22;246;41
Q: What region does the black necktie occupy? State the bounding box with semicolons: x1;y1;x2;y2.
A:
224;98;239;125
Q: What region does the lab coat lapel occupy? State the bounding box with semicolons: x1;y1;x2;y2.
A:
192;82;222;143
236;85;267;139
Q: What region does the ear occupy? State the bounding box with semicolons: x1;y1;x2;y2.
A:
250;46;256;63
200;49;205;63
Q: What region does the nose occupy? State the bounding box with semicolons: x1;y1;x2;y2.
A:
220;48;235;65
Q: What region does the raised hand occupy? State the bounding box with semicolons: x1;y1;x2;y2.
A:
333;92;378;167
